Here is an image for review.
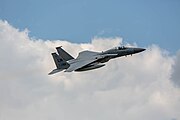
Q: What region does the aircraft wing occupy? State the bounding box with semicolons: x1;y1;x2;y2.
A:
65;51;118;72
65;58;97;72
76;50;99;59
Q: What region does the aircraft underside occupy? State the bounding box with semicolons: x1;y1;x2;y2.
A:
75;63;105;71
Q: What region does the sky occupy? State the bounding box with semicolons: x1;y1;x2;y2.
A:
0;0;180;120
0;20;180;120
0;0;180;53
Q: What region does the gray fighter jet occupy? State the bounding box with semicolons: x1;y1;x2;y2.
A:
48;46;145;75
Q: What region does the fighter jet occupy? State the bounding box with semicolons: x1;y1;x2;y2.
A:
48;46;145;75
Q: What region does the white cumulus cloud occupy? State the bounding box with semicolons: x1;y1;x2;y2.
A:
0;20;180;120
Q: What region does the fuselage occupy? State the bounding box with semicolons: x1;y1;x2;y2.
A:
102;46;145;58
96;46;145;63
68;46;145;71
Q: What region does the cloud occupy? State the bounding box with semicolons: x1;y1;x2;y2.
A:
0;20;180;120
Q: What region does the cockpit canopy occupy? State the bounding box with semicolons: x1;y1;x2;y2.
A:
103;46;128;53
116;46;127;50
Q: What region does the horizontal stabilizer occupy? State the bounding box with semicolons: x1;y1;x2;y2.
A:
48;69;64;75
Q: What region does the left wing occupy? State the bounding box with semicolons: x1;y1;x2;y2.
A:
65;58;97;72
65;50;118;72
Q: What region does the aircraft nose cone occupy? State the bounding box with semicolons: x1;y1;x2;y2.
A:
134;48;146;53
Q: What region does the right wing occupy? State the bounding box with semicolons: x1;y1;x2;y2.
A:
76;50;99;59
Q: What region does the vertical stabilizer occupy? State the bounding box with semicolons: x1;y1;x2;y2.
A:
56;46;74;61
51;53;70;69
